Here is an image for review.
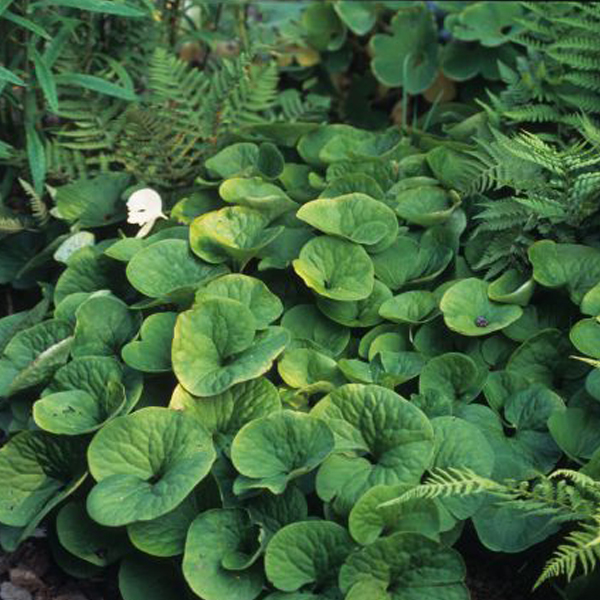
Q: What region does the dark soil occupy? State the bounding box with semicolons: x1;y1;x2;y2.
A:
0;540;120;600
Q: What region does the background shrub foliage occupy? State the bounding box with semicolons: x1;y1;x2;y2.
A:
2;1;600;599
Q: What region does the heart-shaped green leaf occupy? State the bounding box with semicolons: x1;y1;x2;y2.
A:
265;521;355;593
87;407;216;526
293;236;374;301
183;508;264;600
440;278;522;336
231;411;335;494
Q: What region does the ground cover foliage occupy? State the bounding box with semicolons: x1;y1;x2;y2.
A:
2;1;600;599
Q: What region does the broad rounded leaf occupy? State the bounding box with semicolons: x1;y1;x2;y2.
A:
472;496;560;554
127;239;227;298
293;236;374;301
549;408;600;462
33;382;125;435
334;0;377;35
45;355;143;415
0;431;86;527
320;173;384;200
392;186;460;227
170;378;281;449
3;319;73;396
570;318;600;359
507;329;570;386
369;7;438;93
265;521;354;592
317;280;392;328
121;312;177;372
219;177;297;220
87;407;216;526
277;348;345;392
282;304;350;356
379;291;438;325
419;353;485;405
430;416;495;519
72;294;140;358
440;278;522;336
231;411;335;494
128;477;220;557
195;274;283;329
296;193;398;252
173;298;288;396
349;484;440;546
311;384;434;512
183;508;264;600
205;142;259;178
529;240;600;304
56;502;129;566
339;532;468;599
488;269;535;306
371;234;453;291
190;206;283;266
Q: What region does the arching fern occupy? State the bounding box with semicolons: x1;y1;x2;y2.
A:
114;48;279;188
382;467;600;589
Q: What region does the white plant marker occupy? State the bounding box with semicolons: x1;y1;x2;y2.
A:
126;188;167;238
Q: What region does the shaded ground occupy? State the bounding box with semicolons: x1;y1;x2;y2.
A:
0;541;119;600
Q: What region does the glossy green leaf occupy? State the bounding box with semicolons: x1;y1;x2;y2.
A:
281;304;349;356
334;0;377;35
297;193;398;252
2;319;73;396
127;239;227;299
371;234;453;291
56;502;129;566
172;298;288;396
231;411;334;494
392;186;460;227
170;378;281;449
293;236;374;301
277;348;345;392
570;318;600;359
183;508;264;600
0;432;86;527
419;352;485;405
265;521;354;593
440;278;522;336
128;477;220;557
488;269;535;306
529;240;600;304
219;177;297;221
379;290;438;325
312;384;434;513
33;381;126;435
339;532;468;599
317;280;392;328
72;294;140;358
195;274;283;329
349;484;440;546
122;312;177;372
369;6;438;93
190;206;283;267
87;407;216;526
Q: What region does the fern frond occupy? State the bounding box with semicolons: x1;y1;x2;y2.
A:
378;468;506;508
0;215;28;233
18;179;49;227
535;520;600;588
